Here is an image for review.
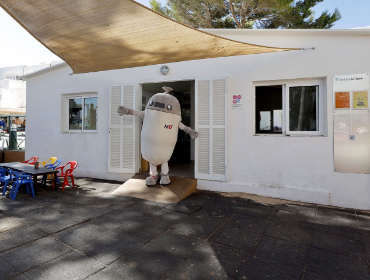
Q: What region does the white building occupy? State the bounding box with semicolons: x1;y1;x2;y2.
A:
21;29;370;209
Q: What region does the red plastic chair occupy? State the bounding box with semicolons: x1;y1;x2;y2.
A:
54;161;78;190
21;156;39;165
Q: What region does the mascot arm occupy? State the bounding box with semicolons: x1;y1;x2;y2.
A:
117;106;145;118
179;122;198;139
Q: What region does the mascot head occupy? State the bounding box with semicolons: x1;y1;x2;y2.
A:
145;86;181;116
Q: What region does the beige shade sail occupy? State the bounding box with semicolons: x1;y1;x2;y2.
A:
0;0;298;74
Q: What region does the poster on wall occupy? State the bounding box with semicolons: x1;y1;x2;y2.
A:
353;91;368;109
335;92;350;109
333;73;370;174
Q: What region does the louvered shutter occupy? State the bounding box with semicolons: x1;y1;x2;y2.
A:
195;78;227;181
108;85;136;173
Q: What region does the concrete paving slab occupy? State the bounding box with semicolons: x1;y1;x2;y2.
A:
265;220;314;246
316;207;357;225
315;217;361;240
164;200;203;214
306;247;370;279
236;256;303;280
311;230;365;260
76;231;143;265
144;230;204;259
0;225;47;253
186;241;248;278
223;212;271;233
304;271;337;280
250;236;308;268
0;215;23;233
162;261;230;280
23;250;105;280
109;246;182;280
0;258;19;279
114;217;171;243
209;225;261;251
0;237;71;273
53;222;110;248
86;267;126;280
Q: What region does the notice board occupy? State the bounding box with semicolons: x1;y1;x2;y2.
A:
333;73;370;173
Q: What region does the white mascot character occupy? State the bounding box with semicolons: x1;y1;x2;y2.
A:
117;86;198;186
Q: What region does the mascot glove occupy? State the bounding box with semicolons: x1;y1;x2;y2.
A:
117;106;131;116
184;127;199;139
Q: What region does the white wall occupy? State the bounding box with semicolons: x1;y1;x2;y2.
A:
25;30;370;209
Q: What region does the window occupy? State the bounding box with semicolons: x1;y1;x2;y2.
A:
66;94;98;132
255;79;325;136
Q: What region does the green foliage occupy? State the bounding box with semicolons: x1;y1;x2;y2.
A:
150;0;341;29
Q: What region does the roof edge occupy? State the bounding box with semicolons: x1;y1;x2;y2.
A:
18;62;68;80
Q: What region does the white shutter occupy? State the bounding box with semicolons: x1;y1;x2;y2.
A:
108;85;136;173
195;78;227;181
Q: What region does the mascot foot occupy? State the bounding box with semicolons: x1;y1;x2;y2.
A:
146;174;159;187
160;173;171;186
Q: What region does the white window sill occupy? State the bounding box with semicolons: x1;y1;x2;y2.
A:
254;134;325;137
63;131;97;134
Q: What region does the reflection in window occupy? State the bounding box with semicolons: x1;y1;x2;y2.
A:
69;97;98;131
84;97;98;130
69;98;82;130
289;86;318;131
259;111;271;130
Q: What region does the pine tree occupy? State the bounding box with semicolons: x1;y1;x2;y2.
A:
150;0;341;29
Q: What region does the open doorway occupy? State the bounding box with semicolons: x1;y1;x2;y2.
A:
140;80;195;178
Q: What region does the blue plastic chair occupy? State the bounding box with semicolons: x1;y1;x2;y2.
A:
41;159;62;185
0;167;16;196
10;172;35;200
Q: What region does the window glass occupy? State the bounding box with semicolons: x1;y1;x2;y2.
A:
259;111;271;131
289;86;318;131
84;97;98;130
69;98;82;130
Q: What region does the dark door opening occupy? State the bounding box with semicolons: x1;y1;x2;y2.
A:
141;80;195;178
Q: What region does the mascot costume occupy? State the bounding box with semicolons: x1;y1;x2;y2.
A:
117;86;198;186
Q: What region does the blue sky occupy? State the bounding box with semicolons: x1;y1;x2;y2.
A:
0;0;369;68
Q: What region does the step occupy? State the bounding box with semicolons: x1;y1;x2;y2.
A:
111;173;197;204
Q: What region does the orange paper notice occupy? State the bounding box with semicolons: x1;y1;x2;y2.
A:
335;92;350;109
353;91;368;109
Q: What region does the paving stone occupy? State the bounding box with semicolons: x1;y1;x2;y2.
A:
0;225;47;253
109;246;182;280
23;250;104;280
315;217;361;240
89;208;145;230
304;271;337;280
59;203;115;221
0;215;23;233
164;201;203;215
0;198;43;215
251;236;308;268
274;209;316;224
236;203;277;219
181;191;217;206
162;261;230;280
306;247;370;280
279;203;317;218
114;216;171;243
265;219;313;245
87;267;126;280
13;206;83;234
311;230;365;260
53;222;110;248
357;214;370;230
76;231;143;265
209;225;261;251
126;201;166;215
0;258;18;279
186;241;248;278
235;256;303;280
224;212;271;233
145;230;204;259
150;208;189;226
316;207;357;225
0;237;71;273
9;275;27;280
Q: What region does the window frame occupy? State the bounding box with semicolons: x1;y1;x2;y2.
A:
62;92;98;134
254;78;326;137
